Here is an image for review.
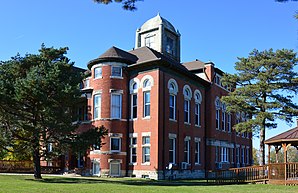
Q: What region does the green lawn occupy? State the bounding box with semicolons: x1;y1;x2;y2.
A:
0;175;297;193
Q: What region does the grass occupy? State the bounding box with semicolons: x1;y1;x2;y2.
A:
0;175;298;193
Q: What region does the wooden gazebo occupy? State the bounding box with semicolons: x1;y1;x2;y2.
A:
264;122;298;185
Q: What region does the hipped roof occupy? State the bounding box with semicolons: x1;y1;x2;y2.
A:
265;126;298;146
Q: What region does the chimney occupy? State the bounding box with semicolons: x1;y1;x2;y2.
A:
204;62;215;82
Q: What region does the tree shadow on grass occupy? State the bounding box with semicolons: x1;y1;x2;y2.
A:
26;177;243;186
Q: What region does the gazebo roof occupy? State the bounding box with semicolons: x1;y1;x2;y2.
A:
265;124;298;146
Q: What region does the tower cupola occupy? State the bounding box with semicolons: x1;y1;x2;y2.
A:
135;13;181;62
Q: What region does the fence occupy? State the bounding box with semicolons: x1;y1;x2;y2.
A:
207;163;298;185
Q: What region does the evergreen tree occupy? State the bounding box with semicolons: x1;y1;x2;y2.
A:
0;45;106;179
221;49;298;166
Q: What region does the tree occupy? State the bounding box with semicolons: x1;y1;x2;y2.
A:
221;49;298;166
276;0;298;19
270;146;298;163
0;45;106;179
93;0;142;11
252;148;260;165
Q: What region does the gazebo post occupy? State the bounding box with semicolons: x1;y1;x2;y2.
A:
268;145;271;164
274;146;281;163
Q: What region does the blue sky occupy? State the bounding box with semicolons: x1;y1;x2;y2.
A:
0;0;297;151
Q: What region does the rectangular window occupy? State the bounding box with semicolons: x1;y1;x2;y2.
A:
94;94;101;119
221;147;228;162
216;110;220;130
184;100;190;123
131;94;137;119
195;141;200;164
143;91;150;117
169;138;176;164
111;66;122;77
130;137;137;164
215;146;219;162
222;111;226;131
227;113;231;133
231;148;234;164
145;36;155;48
242;132;245;138
111;94;122;119
142;136;150;163
246;148;250;165
236;147;240;164
184;140;190;163
94;67;102;79
195;103;201;126
169;95;175;120
241;148;245;165
110;137;121;152
84;78;90;88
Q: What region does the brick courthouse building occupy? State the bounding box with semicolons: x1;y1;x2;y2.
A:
72;14;252;179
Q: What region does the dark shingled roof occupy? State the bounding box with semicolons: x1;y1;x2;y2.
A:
183;60;205;71
128;46;188;71
87;46;138;69
265;125;298;145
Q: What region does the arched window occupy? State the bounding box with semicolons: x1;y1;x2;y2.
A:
194;90;202;126
143;79;151;88
168;79;178;120
183;85;192;124
129;78;140;119
141;75;153;118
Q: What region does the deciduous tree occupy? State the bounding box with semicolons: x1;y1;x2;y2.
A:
222;49;298;166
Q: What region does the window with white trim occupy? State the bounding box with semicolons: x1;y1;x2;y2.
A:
184;139;190;163
110;137;121;152
84;78;90;88
130;81;138;119
184;100;190;123
143;79;151;118
94;94;101;119
241;147;245;165
169;94;176;120
111;93;122;119
130;137;137;164
169;138;176;164
221;147;228;162
94;67;102;79
111;66;122;77
143;91;150;117
246;147;250;165
222;103;226;131
142;136;150;163
230;148;234;164
195;141;200;164
145;35;155;48
236;147;240;165
183;86;192;124
215;97;220;130
227;113;231;133
168;80;177;120
131;94;137;119
194;90;202;126
215;146;220;162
